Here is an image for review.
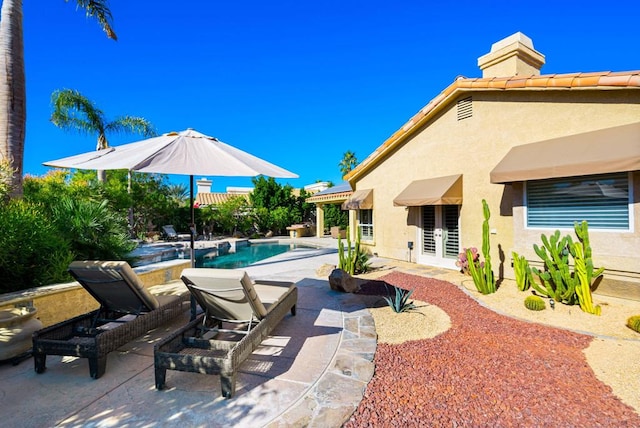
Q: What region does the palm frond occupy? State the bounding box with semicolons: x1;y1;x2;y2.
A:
107;116;157;137
51;89;106;134
71;0;118;40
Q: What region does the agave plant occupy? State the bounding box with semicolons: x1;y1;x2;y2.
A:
383;286;416;313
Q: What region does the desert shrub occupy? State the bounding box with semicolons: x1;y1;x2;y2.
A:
51;196;136;261
524;295;546;311
383;286;416;313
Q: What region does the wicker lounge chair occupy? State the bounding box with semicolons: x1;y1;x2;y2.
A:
154;268;297;398
32;261;190;379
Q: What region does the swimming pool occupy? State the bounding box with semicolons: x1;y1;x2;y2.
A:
197;242;311;269
128;243;184;266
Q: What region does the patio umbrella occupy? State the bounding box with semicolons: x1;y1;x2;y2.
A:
44;128;299;268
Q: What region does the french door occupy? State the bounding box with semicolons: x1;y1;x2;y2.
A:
418;205;460;269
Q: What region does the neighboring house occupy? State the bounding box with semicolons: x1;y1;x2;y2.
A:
194;178;251;207
305;182;353;236
195;179;330;207
343;32;640;299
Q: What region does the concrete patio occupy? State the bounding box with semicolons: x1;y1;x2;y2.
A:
0;238;379;427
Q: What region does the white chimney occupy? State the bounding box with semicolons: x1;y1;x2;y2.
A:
477;32;545;78
196;178;212;194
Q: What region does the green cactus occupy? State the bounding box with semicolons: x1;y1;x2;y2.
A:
530;230;577;304
528;221;604;315
512;251;534;291
481;200;494;292
524;295;546;311
571;221;604;316
626;315;640;334
468;200;496;295
338;227;369;275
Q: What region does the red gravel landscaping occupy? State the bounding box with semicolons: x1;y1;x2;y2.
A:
346;271;640;427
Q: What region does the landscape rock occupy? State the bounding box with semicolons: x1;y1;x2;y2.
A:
329;269;362;293
316;263;336;278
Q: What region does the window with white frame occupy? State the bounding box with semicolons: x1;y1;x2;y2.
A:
358;209;374;240
526;172;630;230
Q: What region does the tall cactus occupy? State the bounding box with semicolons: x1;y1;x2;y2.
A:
571;221;604;315
468;200;496;294
338;227;362;275
512;251;534;291
481;200;494;292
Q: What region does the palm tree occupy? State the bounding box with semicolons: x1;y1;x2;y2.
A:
339;150;358;177
0;0;117;198
167;183;189;205
50;88;156;181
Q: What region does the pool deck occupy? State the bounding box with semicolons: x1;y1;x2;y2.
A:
0;236;386;427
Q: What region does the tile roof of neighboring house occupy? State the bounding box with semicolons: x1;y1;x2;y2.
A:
305;191;353;204
305;182;353;204
344;70;640;183
195;192;250;206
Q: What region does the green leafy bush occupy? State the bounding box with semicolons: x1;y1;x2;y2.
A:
0;200;74;292
524;295;546;311
51;196;136;261
324;203;348;231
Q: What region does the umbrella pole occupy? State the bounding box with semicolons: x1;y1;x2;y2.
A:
189;175;197;320
190;175;195;268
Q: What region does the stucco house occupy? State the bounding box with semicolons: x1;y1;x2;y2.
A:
342;32;640;299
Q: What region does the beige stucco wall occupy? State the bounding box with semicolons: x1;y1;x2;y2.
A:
353;89;640;288
0;261;190;328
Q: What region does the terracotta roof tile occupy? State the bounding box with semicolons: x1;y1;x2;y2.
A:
504;76;530;89
305;191;352;203
487;78;509;89
344;70;640;182
573;75;601;86
195;192;249;206
599;74;634;86
547;76;575;87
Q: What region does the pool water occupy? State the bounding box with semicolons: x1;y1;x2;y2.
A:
197;243;310;269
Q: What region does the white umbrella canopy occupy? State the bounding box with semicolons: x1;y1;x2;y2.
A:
44;128;298;178
44;128;298;268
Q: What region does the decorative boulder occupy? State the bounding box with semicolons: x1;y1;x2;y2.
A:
329;268;362;293
316;263;336;278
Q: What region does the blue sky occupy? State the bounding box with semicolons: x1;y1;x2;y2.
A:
23;1;640;192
